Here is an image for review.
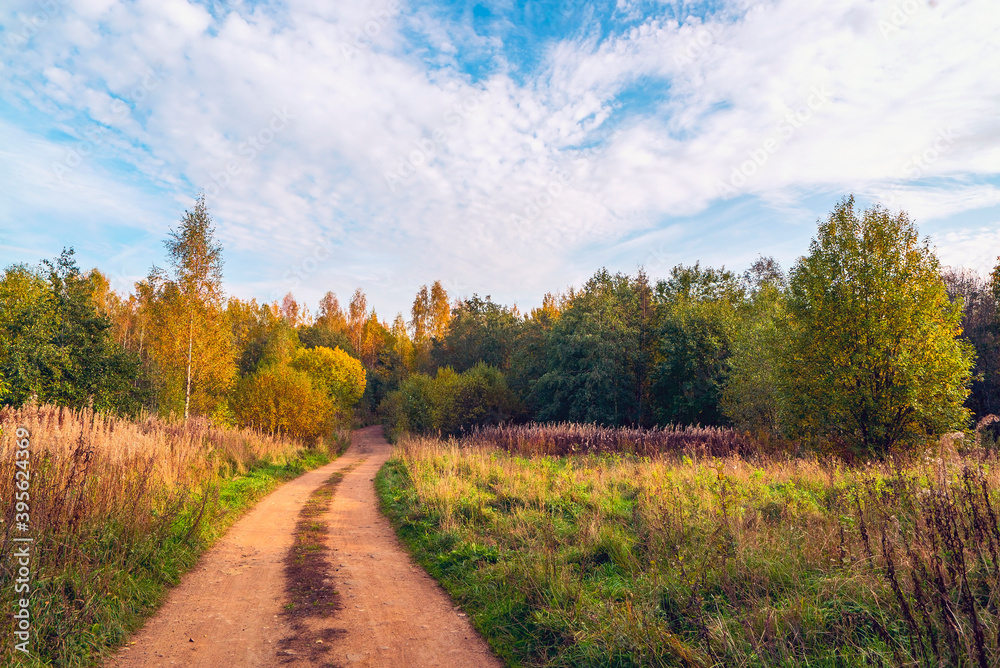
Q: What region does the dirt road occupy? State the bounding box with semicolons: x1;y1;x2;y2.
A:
109;426;501;668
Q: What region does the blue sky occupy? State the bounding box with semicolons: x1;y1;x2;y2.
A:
1;0;998;318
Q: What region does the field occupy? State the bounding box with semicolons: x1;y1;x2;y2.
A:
378;424;1000;667
0;405;346;666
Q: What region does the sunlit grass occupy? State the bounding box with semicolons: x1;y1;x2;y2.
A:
379;428;1000;667
0;404;346;666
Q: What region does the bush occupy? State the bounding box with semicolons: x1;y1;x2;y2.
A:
379;363;518;437
290;345;367;412
230;364;334;441
450;362;521;433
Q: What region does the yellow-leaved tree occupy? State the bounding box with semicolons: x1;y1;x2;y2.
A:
229;364;334;440
429;280;451;339
783;197;975;455
140;196;235;419
290;345;366;414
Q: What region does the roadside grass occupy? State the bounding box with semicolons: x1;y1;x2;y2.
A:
378;431;1000;667
0;405;348;667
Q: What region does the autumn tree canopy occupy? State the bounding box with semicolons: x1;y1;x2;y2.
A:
2;194;991;457
141;195;235;419
784;197;974;454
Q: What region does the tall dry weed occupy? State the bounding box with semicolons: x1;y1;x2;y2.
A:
0;404;326;663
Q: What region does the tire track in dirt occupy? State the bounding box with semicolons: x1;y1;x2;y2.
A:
107;426;501;667
277;459;364;663
281;426;502;668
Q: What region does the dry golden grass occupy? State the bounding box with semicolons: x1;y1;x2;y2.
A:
0;404;320;554
0;404;339;666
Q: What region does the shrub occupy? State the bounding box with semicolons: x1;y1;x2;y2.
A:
290;345;367;411
379;363;518;438
464;420;785;458
230;364;334;441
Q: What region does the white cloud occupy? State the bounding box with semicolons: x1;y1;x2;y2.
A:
870;183;1000;222
1;0;998;314
935;226;1000;275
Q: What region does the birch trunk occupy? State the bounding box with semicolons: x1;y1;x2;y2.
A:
184;312;193;421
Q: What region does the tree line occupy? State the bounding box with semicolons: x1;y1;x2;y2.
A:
0;197;365;441
380;197;998;456
1;195;997;455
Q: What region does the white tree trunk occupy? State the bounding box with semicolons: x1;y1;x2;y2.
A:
184;313;194;421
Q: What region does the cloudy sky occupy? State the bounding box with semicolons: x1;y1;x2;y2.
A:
1;0;998;317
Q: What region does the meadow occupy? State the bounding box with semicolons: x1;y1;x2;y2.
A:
0;405;346;666
378;423;1000;667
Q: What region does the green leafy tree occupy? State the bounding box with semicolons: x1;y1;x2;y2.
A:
227;297;283;375
298;324;354;356
650;263;742;426
992;257;1000;311
784;197;974;455
449;362;519;433
0;250;145;414
379;372;436;435
433;295;522;373
942;268;1000;419
722;258;788;433
508;292;562;403
388;313;414;373
992;257;1000;413
378;363;516;437
0;264;61;404
530;270;653;426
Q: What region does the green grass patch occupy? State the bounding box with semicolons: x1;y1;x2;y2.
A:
376;439;1000;667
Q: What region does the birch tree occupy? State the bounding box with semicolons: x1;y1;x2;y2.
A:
145;196;235;419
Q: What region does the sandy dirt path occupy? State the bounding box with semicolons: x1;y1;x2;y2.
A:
108;426;501;668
